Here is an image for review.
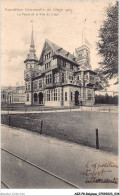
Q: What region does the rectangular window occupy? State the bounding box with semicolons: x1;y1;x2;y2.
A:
45;61;51;69
58;88;60;101
39;80;42;88
49;52;51;58
71;92;72;101
51;90;53;101
63;61;66;67
46;74;52;84
28;84;30;90
47;90;50;101
70;64;73;70
54;89;57;101
65;92;67;101
48;75;49;84
59;59;62;65
33;83;37;89
27;94;29;102
44;91;46;101
50;74;52;83
45;53;51;61
62;73;64;83
25;83;27;90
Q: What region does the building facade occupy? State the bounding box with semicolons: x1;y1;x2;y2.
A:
1;86;25;104
24;29;97;107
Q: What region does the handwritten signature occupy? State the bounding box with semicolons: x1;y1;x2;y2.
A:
80;161;118;184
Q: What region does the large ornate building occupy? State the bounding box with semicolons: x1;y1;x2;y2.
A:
24;28;97;106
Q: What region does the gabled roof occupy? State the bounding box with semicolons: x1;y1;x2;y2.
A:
39;39;78;65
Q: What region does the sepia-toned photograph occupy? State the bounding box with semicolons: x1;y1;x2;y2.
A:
1;0;119;194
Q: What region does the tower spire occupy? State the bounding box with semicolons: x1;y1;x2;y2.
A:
29;20;35;53
24;21;38;63
31;23;34;47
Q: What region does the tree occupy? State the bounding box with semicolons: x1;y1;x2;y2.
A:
94;68;109;90
97;2;118;82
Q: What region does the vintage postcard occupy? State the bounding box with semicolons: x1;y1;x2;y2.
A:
1;0;119;195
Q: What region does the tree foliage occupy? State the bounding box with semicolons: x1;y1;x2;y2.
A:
94;68;110;90
97;2;118;81
95;94;118;105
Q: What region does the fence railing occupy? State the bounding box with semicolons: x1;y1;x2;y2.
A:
1;113;118;154
1;104;118;114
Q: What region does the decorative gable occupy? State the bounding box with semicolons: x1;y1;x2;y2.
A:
39;40;55;65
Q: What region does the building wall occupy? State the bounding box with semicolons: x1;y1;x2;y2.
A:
13;93;25;103
63;86;81;107
1;91;6;103
25;93;32;105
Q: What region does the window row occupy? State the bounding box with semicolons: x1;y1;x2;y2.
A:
65;92;73;101
33;80;43;90
46;89;60;101
45;61;51;69
85;75;94;81
46;74;52;84
45;52;51;60
58;59;75;70
25;83;30;90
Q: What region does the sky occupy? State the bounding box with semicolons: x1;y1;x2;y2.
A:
1;1;117;91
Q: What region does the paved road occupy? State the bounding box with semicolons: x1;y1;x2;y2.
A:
1;125;118;189
2;150;74;189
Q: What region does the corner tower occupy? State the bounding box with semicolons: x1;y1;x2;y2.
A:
24;25;38;105
75;45;91;70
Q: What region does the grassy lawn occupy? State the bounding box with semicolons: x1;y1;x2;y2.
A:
1;111;118;154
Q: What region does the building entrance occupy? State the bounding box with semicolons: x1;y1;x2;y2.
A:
75;91;79;105
39;92;43;104
34;93;37;104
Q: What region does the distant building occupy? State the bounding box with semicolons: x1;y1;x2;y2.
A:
1;86;25;104
1;90;6;103
24;28;97;106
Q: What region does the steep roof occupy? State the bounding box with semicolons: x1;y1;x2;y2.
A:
39;39;78;65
